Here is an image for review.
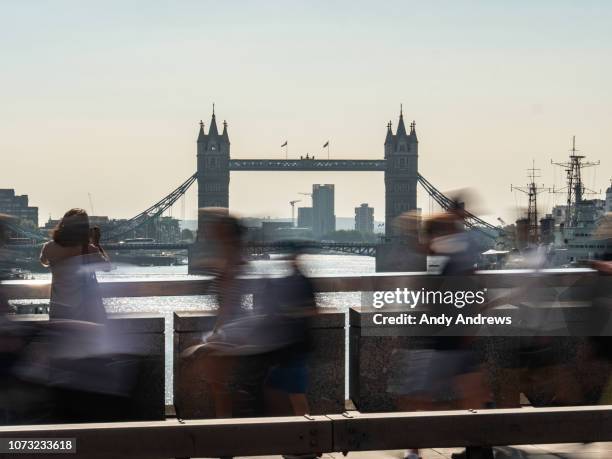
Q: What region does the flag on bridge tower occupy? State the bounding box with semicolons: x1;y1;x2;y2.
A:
323;141;330;159
281;140;288;159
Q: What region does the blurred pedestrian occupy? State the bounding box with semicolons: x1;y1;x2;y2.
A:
264;242;317;416
40;208;110;323
389;203;492;459
182;208;249;418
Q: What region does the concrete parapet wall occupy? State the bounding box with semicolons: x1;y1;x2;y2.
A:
174;309;346;418
349;307;611;412
107;314;166;420
375;243;426;273
3;314;165;423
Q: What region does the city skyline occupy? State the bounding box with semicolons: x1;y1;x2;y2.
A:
6;107;610;227
2;1;611;225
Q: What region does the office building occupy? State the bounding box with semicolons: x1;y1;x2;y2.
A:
355;203;374;234
312;184;335;238
0;189;38;226
297;207;313;229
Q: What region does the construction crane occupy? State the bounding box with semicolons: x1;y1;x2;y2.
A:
88;193;95;216
289;200;301;227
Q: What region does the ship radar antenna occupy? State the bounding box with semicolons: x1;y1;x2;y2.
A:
551;136;600;229
511;160;551;246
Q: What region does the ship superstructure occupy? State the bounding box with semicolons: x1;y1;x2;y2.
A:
510;137;611;266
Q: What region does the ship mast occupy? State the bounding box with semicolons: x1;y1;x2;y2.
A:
551;136;600;228
511;160;551;246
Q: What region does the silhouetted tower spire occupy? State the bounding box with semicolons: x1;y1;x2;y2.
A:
396;104;407;137
222;120;230;143
197;120;205;142
208;105;219;137
385;121;393;145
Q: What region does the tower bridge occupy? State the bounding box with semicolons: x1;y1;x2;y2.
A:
198;107;418;235
7;108;502;251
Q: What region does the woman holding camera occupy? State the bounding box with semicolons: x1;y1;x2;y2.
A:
40;208;111;323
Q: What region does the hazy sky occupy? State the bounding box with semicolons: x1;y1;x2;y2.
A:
2;0;611;225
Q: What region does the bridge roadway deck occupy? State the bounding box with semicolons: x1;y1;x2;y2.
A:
228;159;387;171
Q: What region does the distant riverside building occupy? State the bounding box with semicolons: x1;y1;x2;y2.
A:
273;226;312;240
312;184;335;238
242;219;307;242
355;203;374;234
606;183;612;212
0;189;38;226
297;207;313;229
42;215;181;243
262;221;293;241
43;215;109;232
90;216;111;227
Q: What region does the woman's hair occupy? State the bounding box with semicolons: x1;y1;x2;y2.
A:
52;208;90;247
423;212;460;238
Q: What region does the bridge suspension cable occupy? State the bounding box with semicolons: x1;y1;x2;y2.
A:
417;173;504;237
105;170;502;242
103;173;197;242
4;220;49;242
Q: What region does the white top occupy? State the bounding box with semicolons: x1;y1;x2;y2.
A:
40;241;110;310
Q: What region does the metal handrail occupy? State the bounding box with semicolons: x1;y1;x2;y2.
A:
1;268;598;300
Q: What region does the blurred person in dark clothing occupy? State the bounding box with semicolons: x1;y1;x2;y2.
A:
182;208;249;418
0;215;33;422
380;211;427;272
388;205;492;459
263;242;317;416
586;214;612;403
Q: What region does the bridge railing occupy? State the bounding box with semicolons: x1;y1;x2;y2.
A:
0;268;600;300
2;406;612;458
2;269;611;457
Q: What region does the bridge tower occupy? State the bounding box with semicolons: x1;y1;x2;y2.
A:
384;106;418;236
196;107;230;220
